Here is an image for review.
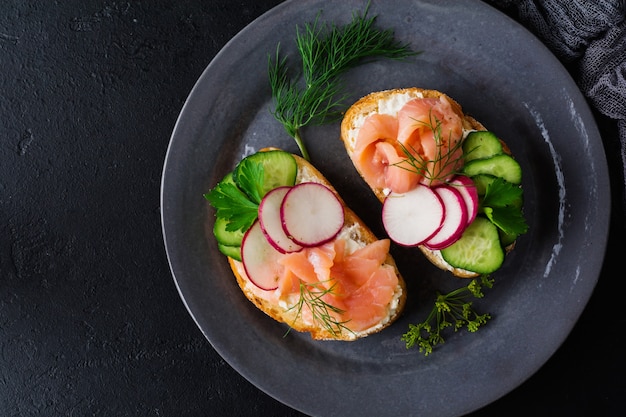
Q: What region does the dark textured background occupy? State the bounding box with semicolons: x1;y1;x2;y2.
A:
1;1;623;416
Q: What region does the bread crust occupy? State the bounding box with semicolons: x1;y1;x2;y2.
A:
340;87;514;278
225;152;406;341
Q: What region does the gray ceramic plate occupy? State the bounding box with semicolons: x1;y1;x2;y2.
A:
161;0;610;416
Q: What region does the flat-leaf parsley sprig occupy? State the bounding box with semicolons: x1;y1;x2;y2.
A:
269;4;418;161
481;177;529;236
402;275;494;356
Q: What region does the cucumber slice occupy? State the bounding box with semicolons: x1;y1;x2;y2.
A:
217;243;242;261
462;154;522;185
470;174;496;196
440;217;504;274
463;131;503;162
233;150;298;203
213;216;245;247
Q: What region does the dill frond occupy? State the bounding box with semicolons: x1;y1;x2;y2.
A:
285;279;353;338
402;275;493;356
269;4;418;161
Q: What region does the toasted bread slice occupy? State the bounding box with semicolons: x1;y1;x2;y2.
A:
224;152;406;341
340;88;515;278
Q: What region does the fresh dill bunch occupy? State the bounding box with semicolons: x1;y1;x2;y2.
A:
285;279;353;338
394;113;466;186
402;275;494;356
269;4;417;161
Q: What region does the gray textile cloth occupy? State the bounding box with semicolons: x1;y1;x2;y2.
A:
486;0;626;211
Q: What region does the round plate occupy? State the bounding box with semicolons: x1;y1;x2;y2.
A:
161;0;610;416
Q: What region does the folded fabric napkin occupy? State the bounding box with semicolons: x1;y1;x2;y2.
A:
486;0;626;212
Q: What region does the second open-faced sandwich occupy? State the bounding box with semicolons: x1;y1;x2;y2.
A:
205;149;406;340
341;87;527;278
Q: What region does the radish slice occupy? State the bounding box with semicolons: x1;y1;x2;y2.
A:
258;186;303;253
241;221;283;290
449;175;478;226
424;185;468;250
382;184;444;246
280;182;344;247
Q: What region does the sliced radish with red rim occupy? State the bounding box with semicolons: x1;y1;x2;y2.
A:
280;182;344;247
449;175;478;226
258;186;303;254
382;184;444;246
241;221;284;291
424;185;468;250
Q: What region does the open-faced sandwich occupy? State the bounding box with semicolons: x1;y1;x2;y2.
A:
341;87;527;278
205;149;406;340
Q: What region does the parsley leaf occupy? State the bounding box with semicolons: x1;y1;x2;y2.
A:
481;177;522;208
483;206;528;236
480;177;528;236
204;181;258;232
233;158;266;205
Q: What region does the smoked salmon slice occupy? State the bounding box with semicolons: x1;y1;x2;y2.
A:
353;113;400;191
353;113;422;193
374;141;421;193
342;265;398;331
274;237;399;333
353;96;465;191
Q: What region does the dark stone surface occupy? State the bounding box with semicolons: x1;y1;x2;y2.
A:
0;1;623;416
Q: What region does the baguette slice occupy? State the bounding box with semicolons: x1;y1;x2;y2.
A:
223;151;406;341
340;88;515;278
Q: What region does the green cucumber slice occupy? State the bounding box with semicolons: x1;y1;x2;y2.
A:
217;243;242;261
213;216;245;247
470;174;496;196
233;150;297;203
440;217;504;274
463;131;503;162
462;154;522;185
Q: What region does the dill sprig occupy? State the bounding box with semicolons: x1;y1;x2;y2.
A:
402;275;493;356
285;279;353;338
394;112;466;186
269;4;417;161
